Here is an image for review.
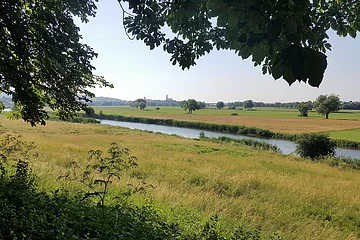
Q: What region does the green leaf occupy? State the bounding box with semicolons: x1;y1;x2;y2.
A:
349;29;357;38
262;65;268;75
283;68;296;85
252;46;265;64
238;33;247;43
271;64;284;80
228;13;238;28
286;33;301;44
286;19;298;33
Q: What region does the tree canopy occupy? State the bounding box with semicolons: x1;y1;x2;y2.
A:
216;101;224;109
0;0;112;126
130;98;147;109
181;99;200;114
243;100;254;109
139;101;146;110
297;102;310;117
121;0;359;87
314;94;340;119
295;133;336;159
2;0;359;125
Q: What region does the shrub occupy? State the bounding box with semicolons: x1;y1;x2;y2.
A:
231;113;238;116
295;133;336;159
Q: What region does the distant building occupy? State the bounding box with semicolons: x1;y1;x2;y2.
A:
166;94;173;101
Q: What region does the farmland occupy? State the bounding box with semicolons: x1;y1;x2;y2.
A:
1;116;360;239
92;106;360;139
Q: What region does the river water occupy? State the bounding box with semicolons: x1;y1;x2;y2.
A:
99;120;360;158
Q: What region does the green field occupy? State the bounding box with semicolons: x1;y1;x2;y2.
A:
93;106;360;120
91;106;360;142
2;117;360;239
329;128;360;142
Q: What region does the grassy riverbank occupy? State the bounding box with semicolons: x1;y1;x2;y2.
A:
1;117;360;239
91;113;360;150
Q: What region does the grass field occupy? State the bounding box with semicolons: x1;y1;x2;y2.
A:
329;128;360;142
93;106;360;120
2;117;360;239
92;106;360;138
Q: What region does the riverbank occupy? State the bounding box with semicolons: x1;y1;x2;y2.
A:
89;113;360;150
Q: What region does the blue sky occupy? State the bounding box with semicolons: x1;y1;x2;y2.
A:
77;1;360;103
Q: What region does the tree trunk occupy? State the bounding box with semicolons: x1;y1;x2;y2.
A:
326;113;329;119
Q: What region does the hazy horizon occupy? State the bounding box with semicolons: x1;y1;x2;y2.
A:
76;1;360;103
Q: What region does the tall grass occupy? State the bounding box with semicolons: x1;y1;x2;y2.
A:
1;117;360;239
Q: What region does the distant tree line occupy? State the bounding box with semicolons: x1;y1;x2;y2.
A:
226;101;314;109
88;97;129;106
146;99;179;107
341;101;360;110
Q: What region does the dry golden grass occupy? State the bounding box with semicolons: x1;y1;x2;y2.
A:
2;117;360;239
143;114;360;134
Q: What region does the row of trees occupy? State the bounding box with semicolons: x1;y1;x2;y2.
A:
219;94;341;119
226;101;314;109
217;100;254;109
125;94;341;119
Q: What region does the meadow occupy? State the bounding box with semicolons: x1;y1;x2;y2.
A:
1;116;360;239
93;106;360;140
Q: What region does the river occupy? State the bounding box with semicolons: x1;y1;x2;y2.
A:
98;119;360;158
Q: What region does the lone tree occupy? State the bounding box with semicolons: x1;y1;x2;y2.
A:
121;0;359;88
182;99;200;114
297;103;310;117
131;98;146;109
314;94;341;119
155;107;160;112
139;101;146;110
216;101;225;109
243;100;254;109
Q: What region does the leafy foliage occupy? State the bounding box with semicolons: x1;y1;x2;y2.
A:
216;101;225;109
314;94;341;119
130;98;147;109
61;142;144;206
120;0;359;87
181;99;201;114
0;0;113;126
139;101;147;110
297;102;310;117
243;100;254;109
295;133;336;159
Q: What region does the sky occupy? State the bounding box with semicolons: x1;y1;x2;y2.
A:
76;1;360;103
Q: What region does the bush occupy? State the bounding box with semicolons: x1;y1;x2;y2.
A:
231;113;238;116
295;133;336;159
